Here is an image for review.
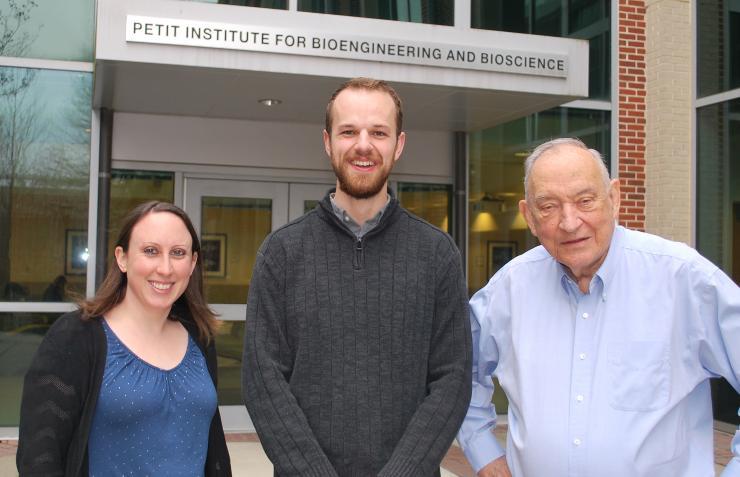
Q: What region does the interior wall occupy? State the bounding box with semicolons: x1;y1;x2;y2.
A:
112;112;453;179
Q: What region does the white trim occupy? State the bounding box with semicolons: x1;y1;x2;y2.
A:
562;99;612;111
610;0;619;179
455;0;471;29
96;0;589;97
174;171;185;209
111;160;453;185
87;109;101;298
124;14;570;78
0;302;77;313
289;182;335;220
211;304;247;322
220;405;255;432
288;0;297;11
695;88;740;108
0;427;18;440
0;56;93;72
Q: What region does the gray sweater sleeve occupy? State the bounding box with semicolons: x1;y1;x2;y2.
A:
378;240;473;476
242;243;339;477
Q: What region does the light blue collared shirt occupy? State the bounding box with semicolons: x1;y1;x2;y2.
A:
458;226;740;477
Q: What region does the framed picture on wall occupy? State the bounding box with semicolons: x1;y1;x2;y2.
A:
487;240;517;278
65;230;88;275
201;233;227;278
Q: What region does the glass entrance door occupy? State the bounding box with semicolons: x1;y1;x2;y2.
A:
184;179;331;431
289;183;333;220
185;178;287;431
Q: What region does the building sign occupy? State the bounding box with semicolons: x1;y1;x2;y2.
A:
126;16;568;78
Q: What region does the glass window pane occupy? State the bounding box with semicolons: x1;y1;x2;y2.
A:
468;106;610;294
214;320;244;405
0;311;61;426
568;0;609;33
697;98;740;281
201;197;272;303
533;0;561;36
696;97;740;426
0;0;94;62
472;0;610;100
397;183;452;232
299;0;453;26
0;67;91;302
107;170;175;267
468;106;610;415
304;199;320;214
697;1;740;97
185;0;287;8
471;0;529;33
0;314;247;422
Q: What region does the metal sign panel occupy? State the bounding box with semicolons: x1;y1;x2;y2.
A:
126;15;569;78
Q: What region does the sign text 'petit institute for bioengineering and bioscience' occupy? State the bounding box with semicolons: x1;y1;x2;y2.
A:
126;15;569;78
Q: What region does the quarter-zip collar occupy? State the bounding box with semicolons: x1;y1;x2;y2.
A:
318;188;401;270
329;192;390;239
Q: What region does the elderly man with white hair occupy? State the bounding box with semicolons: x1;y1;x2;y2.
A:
458;137;740;477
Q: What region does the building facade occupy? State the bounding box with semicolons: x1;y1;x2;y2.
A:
0;0;737;435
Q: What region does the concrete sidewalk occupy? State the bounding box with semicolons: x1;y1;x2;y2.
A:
222;427;732;476
222;432;489;477
0;432;487;477
0;426;733;476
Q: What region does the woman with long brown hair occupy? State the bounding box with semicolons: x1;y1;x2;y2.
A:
17;201;231;476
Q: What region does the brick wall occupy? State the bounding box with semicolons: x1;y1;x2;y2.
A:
617;0;647;231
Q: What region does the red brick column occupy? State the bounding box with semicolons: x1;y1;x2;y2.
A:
617;0;646;230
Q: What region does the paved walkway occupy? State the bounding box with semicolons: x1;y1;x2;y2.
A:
0;427;734;476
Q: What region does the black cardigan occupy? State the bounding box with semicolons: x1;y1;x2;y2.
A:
17;310;231;477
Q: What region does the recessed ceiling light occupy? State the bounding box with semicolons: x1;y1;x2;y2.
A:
258;98;282;107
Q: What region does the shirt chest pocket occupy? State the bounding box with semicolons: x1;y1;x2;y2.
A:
607;340;670;411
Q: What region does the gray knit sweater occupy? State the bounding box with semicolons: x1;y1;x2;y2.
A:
242;190;472;477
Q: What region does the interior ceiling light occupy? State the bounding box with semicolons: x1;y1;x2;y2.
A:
258;98;282;106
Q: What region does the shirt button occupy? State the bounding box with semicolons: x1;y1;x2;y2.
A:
576;395;584;402
581;312;589;319
579;353;586;360
573;438;582;446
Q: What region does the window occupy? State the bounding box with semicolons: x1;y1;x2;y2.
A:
697;0;740;97
0;67;92;302
0;0;94;62
696;97;740;426
697;99;740;283
468;106;610;414
397;182;452;233
472;0;610;100
299;0;453;26
0;312;62;426
186;0;287;8
107;170;175;267
468;107;610;294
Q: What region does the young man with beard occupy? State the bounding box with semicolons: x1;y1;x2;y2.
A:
242;78;472;476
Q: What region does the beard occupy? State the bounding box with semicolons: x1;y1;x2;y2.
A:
331;151;395;200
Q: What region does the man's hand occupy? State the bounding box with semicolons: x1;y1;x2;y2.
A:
477;456;512;477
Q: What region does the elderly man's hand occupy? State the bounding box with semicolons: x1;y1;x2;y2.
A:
477;456;512;477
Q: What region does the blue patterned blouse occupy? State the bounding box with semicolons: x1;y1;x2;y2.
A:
88;320;218;476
